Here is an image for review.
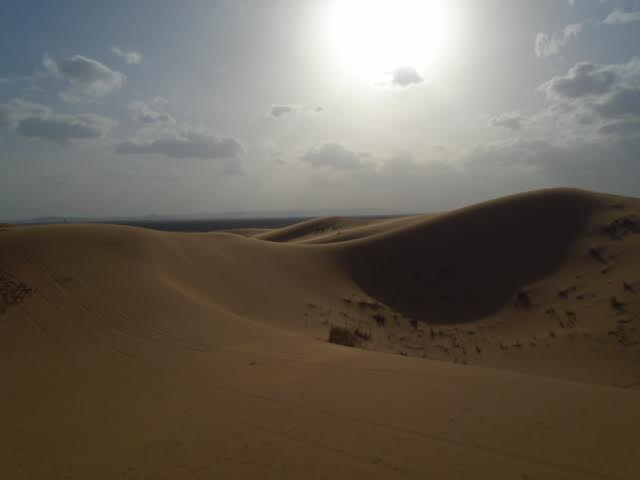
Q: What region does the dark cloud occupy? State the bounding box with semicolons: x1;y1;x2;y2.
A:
391;67;423;87
270;105;297;118
0;99;115;143
269;104;324;118
595;87;640;118
302;143;371;170
598;120;640;137
44;54;125;101
540;62;618;99
116;131;244;160
531;59;640;141
489;112;525;131
16;114;115;143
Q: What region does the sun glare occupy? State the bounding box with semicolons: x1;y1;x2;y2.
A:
329;0;450;83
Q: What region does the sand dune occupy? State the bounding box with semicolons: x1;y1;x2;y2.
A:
1;188;639;479
255;215;426;245
254;216;376;242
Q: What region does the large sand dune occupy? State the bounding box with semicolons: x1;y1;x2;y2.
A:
1;188;639;479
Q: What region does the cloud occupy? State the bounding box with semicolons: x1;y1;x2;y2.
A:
391;67;423;87
301;143;372;170
44;54;125;101
17;114;116;144
128;100;175;124
489;112;525;131
530;59;640;143
0;99;116;143
270;104;297;118
269;104;324;118
116;130;244;160
110;47;142;64
604;9;640;25
538;59;640;120
0;99;50;127
540;59;640;102
598;120;640;137
595;87;640;118
540;62;619;99
534;23;583;58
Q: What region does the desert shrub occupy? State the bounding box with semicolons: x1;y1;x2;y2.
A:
373;313;386;327
588;247;607;263
328;325;358;347
354;328;371;341
515;290;533;310
610;296;625;312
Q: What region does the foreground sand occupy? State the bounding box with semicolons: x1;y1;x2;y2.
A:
1;188;639;479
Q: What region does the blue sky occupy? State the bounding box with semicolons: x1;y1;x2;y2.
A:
1;0;640;220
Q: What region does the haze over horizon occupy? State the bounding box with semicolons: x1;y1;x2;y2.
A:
2;0;640;221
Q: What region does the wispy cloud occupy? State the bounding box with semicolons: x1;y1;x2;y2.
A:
44;54;125;102
110;47;142;65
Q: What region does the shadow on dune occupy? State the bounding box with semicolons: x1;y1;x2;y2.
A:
342;189;599;325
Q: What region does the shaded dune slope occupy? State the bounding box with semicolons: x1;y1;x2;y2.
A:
340;188;598;324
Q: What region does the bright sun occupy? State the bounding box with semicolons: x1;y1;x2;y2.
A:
329;0;450;83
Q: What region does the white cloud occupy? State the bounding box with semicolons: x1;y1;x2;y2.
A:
534;23;583;58
116;130;244;161
110;47;142;65
128;100;175;124
44;54;125;102
604;9;640;25
302;143;373;170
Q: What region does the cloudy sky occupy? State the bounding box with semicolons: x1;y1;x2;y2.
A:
1;0;640;220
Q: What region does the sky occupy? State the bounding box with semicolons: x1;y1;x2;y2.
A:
1;0;640;220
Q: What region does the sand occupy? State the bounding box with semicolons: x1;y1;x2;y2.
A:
1;188;639;479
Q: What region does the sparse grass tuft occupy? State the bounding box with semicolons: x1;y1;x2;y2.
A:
328;325;358;347
373;313;387;327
